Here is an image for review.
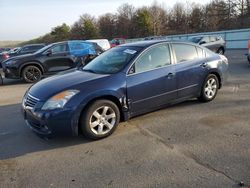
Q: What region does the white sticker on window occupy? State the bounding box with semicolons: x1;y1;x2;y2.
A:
124;49;137;54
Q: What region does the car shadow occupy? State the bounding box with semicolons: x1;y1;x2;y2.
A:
0;103;92;160
0;77;28;86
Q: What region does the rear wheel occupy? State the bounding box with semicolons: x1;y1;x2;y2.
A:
22;65;42;83
198;74;219;102
80;100;120;140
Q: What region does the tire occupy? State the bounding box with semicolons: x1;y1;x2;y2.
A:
0;73;3;85
248;55;250;63
217;47;224;55
22;65;42;83
80;100;120;140
198;74;219;102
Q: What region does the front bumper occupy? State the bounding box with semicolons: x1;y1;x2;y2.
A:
2;65;20;79
22;105;79;137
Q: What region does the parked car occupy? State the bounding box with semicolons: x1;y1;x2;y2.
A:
0;47;11;53
110;38;126;48
189;35;226;54
0;72;2;85
0;44;45;65
2;41;100;83
86;39;111;51
144;36;168;40
22;40;228;140
248;40;250;63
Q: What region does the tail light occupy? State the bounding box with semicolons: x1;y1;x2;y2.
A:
3;53;9;60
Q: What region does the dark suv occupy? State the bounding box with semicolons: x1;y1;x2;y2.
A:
0;44;45;65
189;35;226;54
2;41;101;83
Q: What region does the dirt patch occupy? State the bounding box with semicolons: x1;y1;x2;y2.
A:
0;159;19;186
199;115;238;128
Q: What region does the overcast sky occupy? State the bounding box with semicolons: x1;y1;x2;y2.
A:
0;0;210;41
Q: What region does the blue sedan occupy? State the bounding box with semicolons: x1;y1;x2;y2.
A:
22;40;229;139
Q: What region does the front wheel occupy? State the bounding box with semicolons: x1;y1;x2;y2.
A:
22;65;42;83
217;48;224;55
80;100;120;140
198;74;219;102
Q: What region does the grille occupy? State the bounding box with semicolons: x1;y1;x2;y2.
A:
24;94;39;108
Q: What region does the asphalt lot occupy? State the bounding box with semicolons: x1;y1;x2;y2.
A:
0;50;250;188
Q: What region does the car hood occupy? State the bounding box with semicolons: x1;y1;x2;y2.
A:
8;53;34;61
29;70;110;100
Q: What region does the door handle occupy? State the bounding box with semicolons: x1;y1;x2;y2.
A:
167;72;175;79
200;62;208;68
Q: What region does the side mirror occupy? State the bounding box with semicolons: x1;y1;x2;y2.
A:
45;50;52;56
199;41;206;45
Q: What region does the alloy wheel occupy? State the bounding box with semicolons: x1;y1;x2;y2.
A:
89;106;116;135
204;77;217;99
24;66;41;82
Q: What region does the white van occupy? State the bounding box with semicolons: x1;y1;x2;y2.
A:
86;39;111;51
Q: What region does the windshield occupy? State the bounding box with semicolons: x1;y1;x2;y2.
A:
34;44;53;54
189;37;202;43
82;46;142;74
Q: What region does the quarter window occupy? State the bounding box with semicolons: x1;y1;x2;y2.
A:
134;44;171;73
172;44;198;63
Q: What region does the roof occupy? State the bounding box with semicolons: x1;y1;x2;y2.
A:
120;40;196;48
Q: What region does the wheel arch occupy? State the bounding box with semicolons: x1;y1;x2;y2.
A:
19;62;44;77
208;71;222;89
217;46;225;54
76;94;127;135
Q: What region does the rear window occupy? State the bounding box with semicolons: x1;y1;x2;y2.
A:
172;44;198;63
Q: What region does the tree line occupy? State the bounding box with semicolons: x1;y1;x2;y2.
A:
26;0;250;44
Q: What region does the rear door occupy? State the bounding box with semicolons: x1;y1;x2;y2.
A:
172;43;209;99
42;43;74;72
126;43;177;115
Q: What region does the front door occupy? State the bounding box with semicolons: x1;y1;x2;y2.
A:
126;43;177;115
43;43;74;73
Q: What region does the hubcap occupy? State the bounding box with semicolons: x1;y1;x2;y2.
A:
89;106;116;135
25;67;40;82
204;78;217;99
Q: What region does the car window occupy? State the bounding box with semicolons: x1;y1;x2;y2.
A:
172;44;198;63
51;44;67;53
20;46;33;53
201;36;210;43
134;44;171;74
210;36;216;42
189;37;202;43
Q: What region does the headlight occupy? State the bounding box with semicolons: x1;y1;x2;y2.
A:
42;90;79;110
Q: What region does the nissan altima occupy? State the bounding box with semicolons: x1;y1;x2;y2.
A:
22;40;228;139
